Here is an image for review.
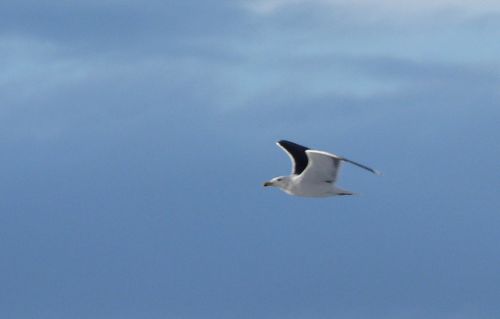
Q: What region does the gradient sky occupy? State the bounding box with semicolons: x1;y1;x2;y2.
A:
1;1;500;318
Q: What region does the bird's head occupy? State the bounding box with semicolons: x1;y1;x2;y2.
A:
263;176;290;188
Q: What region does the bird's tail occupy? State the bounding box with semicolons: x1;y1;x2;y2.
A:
334;187;356;196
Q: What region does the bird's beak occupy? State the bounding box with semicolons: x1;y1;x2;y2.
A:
263;181;273;187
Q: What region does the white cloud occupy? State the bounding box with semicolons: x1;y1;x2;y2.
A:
244;0;500;18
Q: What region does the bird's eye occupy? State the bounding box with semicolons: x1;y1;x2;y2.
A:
277;178;282;181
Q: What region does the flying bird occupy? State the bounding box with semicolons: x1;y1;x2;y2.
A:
263;140;380;197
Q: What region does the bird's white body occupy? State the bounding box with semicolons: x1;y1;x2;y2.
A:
269;175;351;197
264;140;379;197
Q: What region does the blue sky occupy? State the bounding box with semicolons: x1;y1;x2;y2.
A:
1;1;500;318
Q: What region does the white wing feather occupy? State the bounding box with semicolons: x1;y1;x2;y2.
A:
299;150;341;183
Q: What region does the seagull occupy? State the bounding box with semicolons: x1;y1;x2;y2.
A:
263;140;380;197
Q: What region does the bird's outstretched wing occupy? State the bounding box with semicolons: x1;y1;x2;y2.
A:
276;140;310;175
299;150;342;184
341;157;381;175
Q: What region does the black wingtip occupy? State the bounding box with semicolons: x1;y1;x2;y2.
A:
276;140;310;175
277;139;288;145
277;140;310;150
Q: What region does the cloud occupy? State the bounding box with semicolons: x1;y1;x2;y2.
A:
0;1;251;56
1;0;499;143
244;0;500;18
